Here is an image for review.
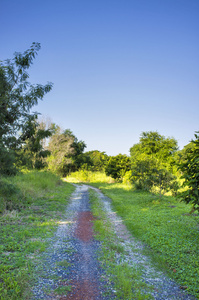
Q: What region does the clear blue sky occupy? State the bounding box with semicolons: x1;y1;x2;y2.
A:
1;0;199;155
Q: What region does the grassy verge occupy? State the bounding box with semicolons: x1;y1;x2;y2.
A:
89;189;153;299
88;182;199;298
0;171;75;300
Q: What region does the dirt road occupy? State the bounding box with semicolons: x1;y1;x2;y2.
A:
31;185;195;300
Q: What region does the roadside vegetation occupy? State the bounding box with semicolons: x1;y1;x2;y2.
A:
88;181;199;298
89;189;153;299
0;171;75;300
66;170;114;183
1;43;199;298
66;172;199;297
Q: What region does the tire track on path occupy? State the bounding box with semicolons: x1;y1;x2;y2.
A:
65;185;110;300
31;184;114;300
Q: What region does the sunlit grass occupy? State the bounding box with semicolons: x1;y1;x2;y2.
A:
89;189;153;299
0;171;75;300
65;170;114;183
89;182;199;298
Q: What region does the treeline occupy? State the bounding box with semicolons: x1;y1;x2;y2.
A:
0;44;198;212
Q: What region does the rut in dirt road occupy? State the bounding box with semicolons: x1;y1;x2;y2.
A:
64;185;112;300
31;185;114;300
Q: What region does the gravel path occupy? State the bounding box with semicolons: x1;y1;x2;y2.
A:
31;184;195;300
31;185;114;300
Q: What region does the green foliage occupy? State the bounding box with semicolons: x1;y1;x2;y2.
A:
0;143;16;176
130;131;178;166
105;154;130;180
178;132;199;212
47;128;86;176
16;116;53;170
131;157;179;196
0;171;64;214
176;141;195;165
0;43;52;175
130;131;179;195
82;150;109;171
0;178;24;212
131;157;156;190
138;131;178;158
122;170;133;184
66;170;114;183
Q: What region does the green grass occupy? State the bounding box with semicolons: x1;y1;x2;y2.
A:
89;182;199;298
65;170;114;183
89;189;153;299
0;171;75;300
56;260;71;268
54;284;72;295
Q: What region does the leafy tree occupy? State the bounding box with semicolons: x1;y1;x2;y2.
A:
16;116;53;169
154;168;179;197
131;156;156;190
0;144;16;175
176;141;195;164
83;150;108;171
0;43;52;175
130;131;178;164
47;129;86;176
178;132;199;212
105;154;130;180
130;131;179;194
131;156;178;196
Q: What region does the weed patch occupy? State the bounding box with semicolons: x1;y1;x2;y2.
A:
54;284;72;295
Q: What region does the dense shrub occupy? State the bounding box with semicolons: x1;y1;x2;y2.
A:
178;132;199;212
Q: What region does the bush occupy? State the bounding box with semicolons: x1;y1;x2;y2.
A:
105;154;130;180
178;132;199;212
131;158;179;196
122;171;133;185
0;178;25;212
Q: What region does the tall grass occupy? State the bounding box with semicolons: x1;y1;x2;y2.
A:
0;171;63;213
66;170;114;183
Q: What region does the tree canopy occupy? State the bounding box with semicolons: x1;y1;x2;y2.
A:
130;131;179;195
178;132;199;212
105;154;130;180
47;128;86;176
130;131;178;164
16;116;53;170
0;43;53;175
83;150;108;171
